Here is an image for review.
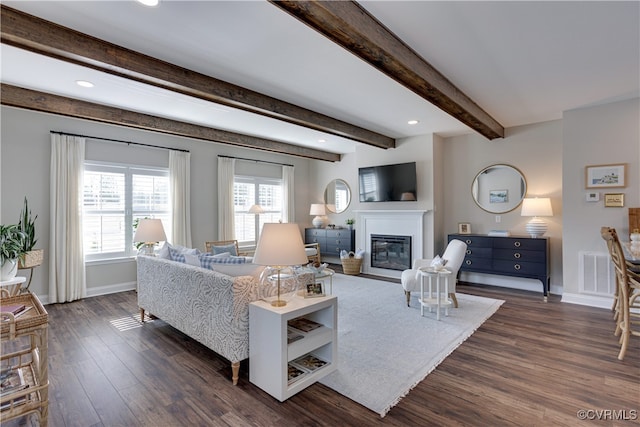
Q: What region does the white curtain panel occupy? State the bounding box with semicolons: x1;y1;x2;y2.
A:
169;150;192;247
49;133;86;303
283;165;295;223
217;157;236;240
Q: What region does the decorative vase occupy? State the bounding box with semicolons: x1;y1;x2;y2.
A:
1;258;18;281
259;266;301;307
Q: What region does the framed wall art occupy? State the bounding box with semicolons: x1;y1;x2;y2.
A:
585;163;626;189
489;189;508;203
604;193;625;208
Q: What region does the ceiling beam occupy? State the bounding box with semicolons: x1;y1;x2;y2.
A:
1;84;341;162
271;1;505;140
0;4;394;150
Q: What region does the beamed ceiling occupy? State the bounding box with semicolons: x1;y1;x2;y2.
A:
1;1;638;161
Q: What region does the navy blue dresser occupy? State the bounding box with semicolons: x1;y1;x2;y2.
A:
306;228;355;257
448;234;550;300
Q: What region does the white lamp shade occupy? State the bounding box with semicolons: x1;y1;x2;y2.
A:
521;198;553;217
309;204;326;216
133;218;167;243
253;223;308;266
248;204;265;214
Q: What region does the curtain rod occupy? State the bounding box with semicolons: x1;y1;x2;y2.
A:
218;155;293;168
50;131;190;153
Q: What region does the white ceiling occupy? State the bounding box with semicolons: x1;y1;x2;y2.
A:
2;1;638;155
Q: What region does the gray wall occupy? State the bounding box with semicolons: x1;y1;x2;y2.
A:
1;106;313;302
561;98;640;306
3;96;638;307
440;120;563;294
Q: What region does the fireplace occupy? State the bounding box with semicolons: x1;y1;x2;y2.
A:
371;234;412;271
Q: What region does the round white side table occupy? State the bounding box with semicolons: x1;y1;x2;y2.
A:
418;268;452;320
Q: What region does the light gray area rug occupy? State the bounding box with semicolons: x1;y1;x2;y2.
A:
319;274;504;417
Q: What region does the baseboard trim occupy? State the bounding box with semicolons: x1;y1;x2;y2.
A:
561;292;612;309
39;281;137;305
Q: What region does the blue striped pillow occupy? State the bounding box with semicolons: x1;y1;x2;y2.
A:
199;254;247;270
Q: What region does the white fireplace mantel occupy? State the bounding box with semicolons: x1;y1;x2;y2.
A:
354;210;429;278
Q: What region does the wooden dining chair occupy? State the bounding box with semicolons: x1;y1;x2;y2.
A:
602;227;640;360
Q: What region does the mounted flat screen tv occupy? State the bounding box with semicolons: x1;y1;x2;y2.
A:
358;162;417;202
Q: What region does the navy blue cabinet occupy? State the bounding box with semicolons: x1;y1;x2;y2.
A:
448;234;550;300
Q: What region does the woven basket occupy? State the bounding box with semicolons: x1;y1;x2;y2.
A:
19;249;43;269
0;293;48;339
341;252;362;275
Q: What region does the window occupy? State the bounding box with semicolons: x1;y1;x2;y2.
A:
234;176;282;246
83;161;170;261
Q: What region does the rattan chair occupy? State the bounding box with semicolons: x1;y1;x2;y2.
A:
305;242;321;265
205;240;243;256
601;227;640;360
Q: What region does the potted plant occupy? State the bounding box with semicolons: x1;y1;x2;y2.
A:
18;197;44;269
0;224;27;280
345;218;355;230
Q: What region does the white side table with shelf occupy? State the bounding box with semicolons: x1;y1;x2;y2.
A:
249;295;337;401
419;268;452;320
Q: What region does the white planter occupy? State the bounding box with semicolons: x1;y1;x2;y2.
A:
1;258;18;281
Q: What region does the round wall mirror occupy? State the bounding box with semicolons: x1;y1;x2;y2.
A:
324;179;351;213
471;164;527;214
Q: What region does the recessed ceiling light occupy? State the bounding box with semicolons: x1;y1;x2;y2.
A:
137;0;159;6
407;120;419;125
76;80;94;88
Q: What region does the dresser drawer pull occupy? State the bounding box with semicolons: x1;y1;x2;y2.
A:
514;241;521;248
465;239;472;245
514;264;521;270
514;253;521;259
466;249;472;255
465;260;472;265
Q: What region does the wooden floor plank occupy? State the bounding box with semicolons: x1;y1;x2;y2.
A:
38;277;640;426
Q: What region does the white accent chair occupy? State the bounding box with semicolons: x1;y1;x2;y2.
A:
401;239;468;308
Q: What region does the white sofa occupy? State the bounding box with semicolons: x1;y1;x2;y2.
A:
136;255;263;385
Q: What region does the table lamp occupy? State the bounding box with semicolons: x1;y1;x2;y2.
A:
253;223;308;307
310;203;327;228
521;198;553;238
248;204;265;214
133;218;167;255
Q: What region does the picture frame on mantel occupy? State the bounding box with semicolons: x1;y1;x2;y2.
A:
585;163;626;188
458;223;471;234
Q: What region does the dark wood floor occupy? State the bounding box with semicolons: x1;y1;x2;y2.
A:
29;275;640;426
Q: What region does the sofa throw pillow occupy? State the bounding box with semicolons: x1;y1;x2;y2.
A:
211;243;238;256
199;254;246;270
167;245;200;263
212;251;231;258
159;242;199;260
183;253;201;267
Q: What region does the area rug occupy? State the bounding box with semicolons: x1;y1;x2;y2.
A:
318;273;504;417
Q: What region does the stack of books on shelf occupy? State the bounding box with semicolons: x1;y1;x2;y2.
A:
288;317;322;334
287;354;328;385
0;367;28;410
287;316;323;344
0;303;32;321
